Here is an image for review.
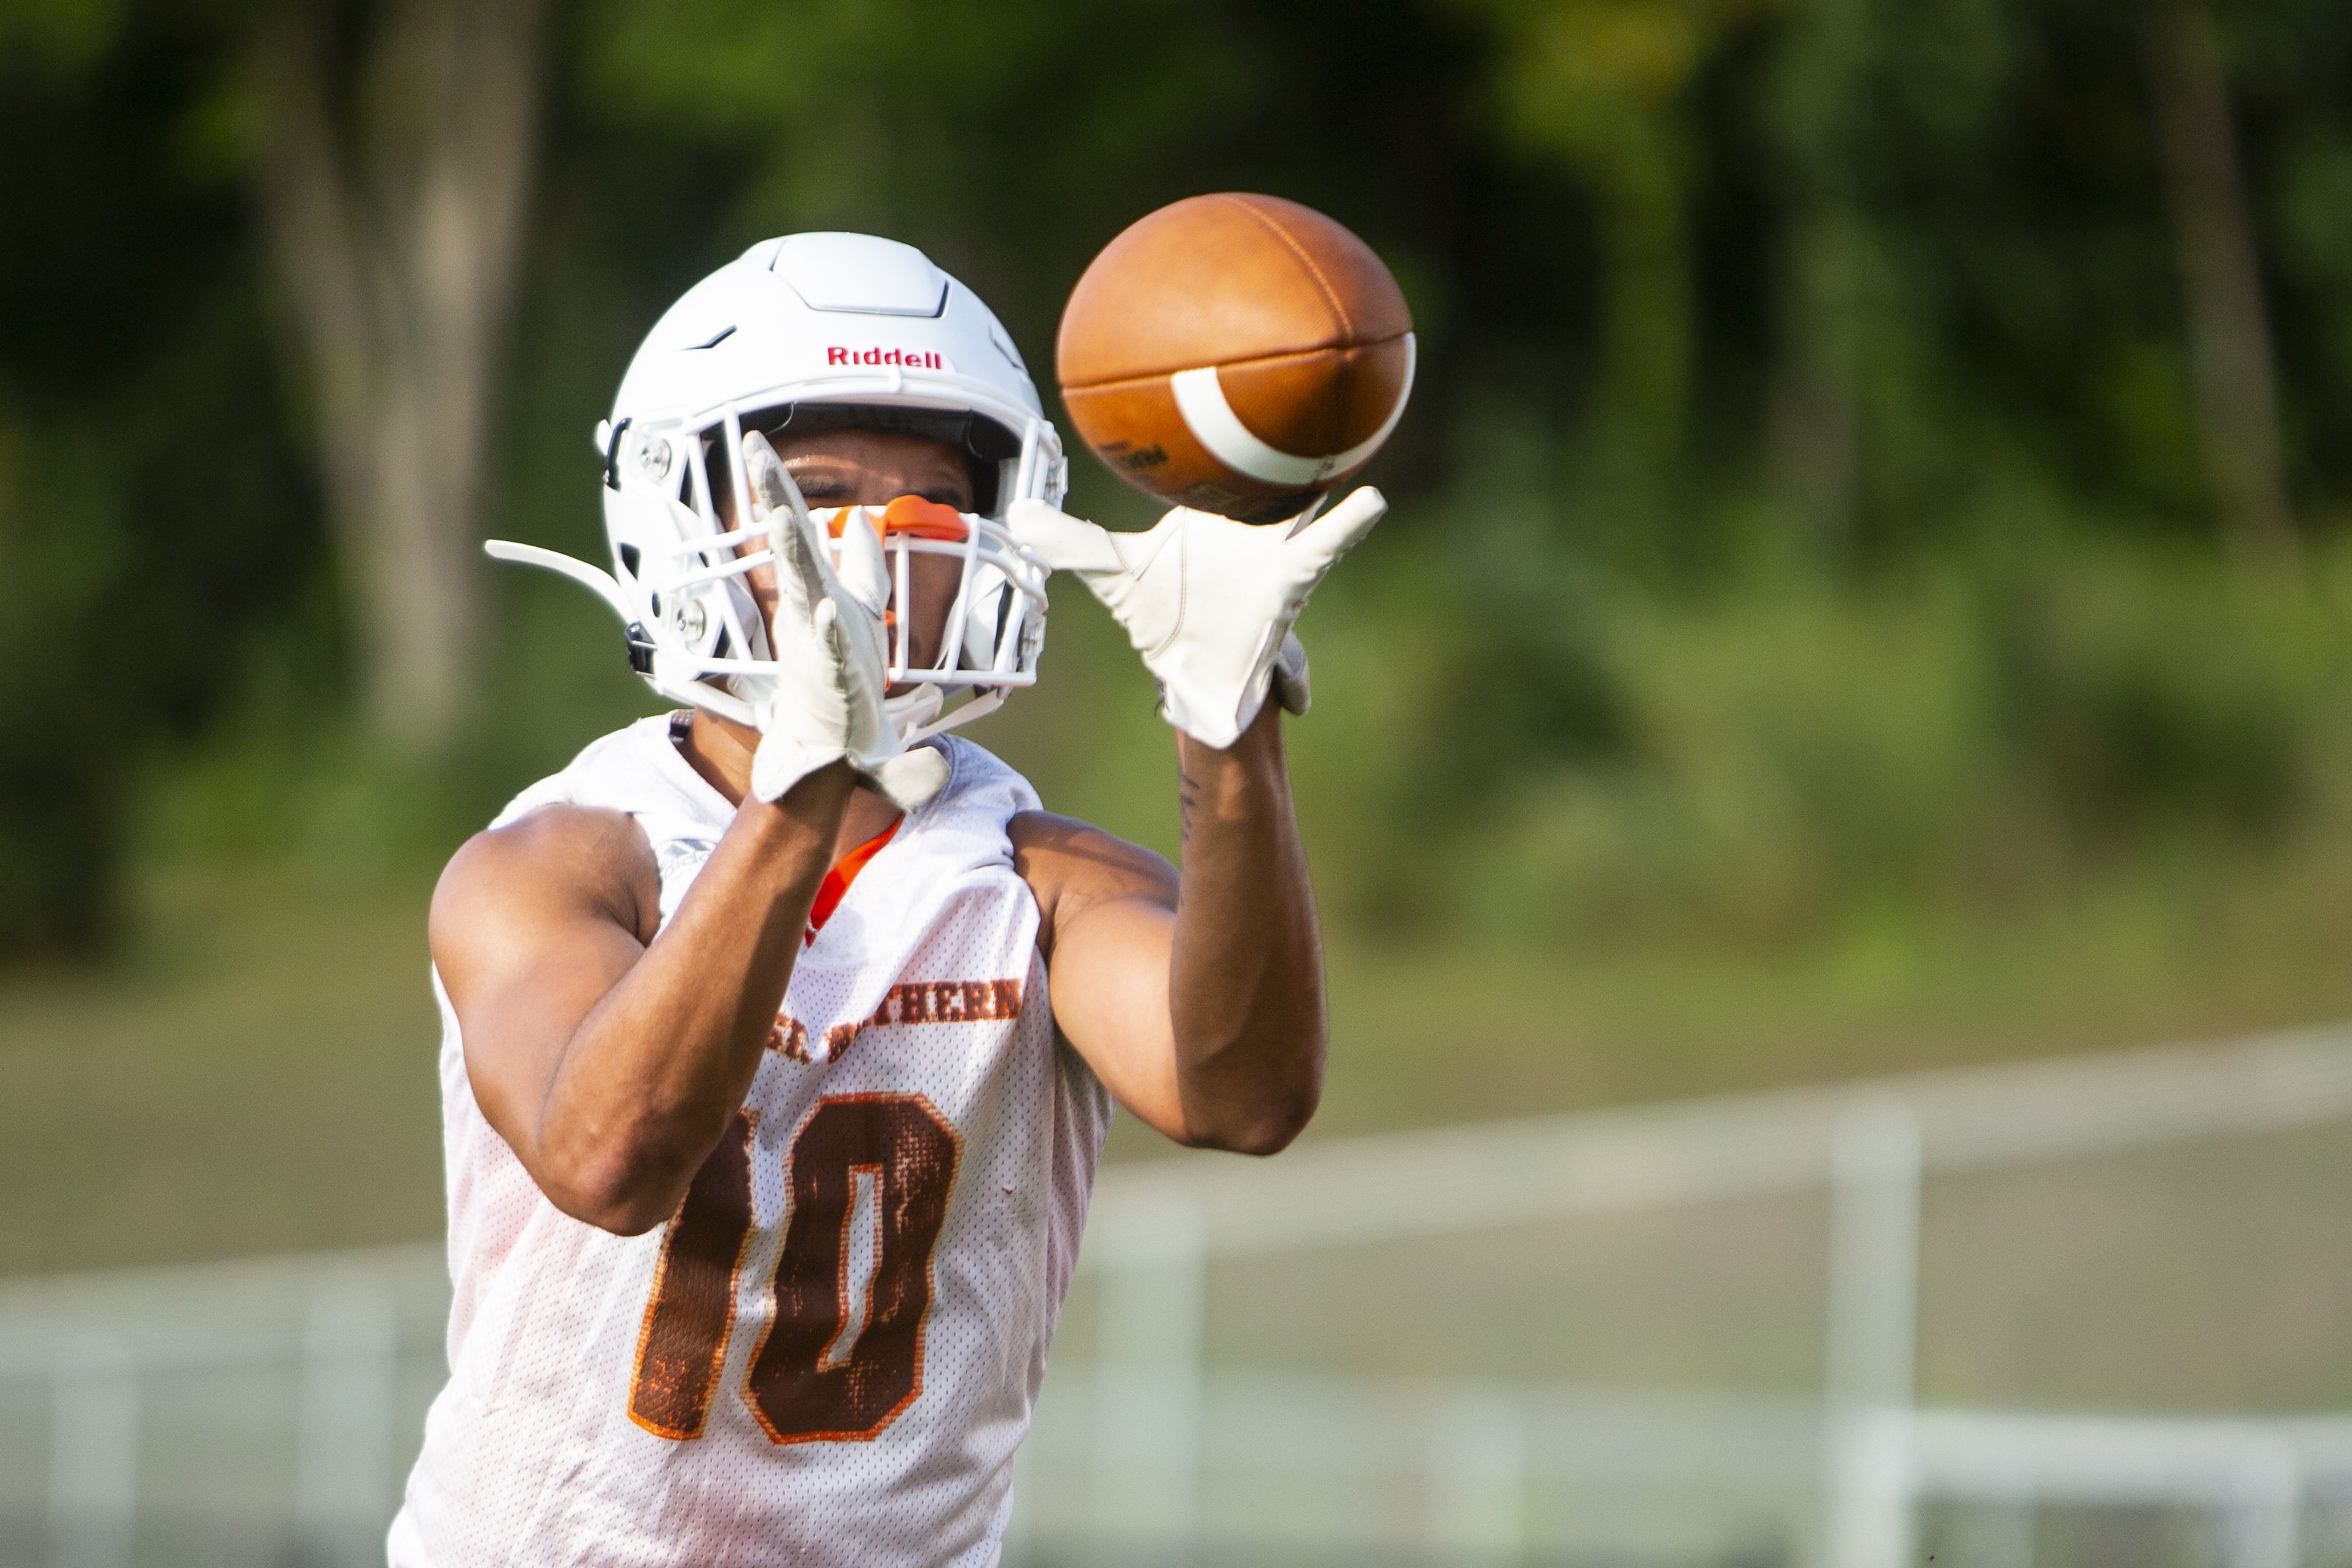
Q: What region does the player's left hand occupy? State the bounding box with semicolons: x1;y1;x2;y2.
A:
743;433;948;810
1008;486;1385;749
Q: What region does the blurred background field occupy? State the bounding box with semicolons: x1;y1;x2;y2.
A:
10;0;2352;1560
20;537;2352;1272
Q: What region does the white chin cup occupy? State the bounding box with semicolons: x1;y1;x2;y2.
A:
884;683;946;743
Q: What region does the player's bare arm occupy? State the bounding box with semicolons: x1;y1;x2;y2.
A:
1003;472;1390;1155
430;766;856;1235
1015;705;1322;1154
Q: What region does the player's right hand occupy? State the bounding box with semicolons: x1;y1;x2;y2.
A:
742;432;947;809
1008;486;1385;749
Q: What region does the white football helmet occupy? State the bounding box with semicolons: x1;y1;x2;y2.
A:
486;233;1065;741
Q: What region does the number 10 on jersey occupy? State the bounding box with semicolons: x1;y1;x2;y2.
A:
627;1093;962;1444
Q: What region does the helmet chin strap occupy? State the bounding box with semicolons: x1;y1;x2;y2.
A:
884;684;946;743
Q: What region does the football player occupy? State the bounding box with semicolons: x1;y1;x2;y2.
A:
388;233;1383;1567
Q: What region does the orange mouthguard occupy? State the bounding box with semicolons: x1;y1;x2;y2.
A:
823;495;970;543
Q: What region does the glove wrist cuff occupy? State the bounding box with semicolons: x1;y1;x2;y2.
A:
750;737;850;804
1154;630;1309;749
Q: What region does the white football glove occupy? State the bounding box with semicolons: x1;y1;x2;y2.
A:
1008;487;1386;749
741;433;948;810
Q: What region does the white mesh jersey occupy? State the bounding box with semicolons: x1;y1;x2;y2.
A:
390;714;1113;1568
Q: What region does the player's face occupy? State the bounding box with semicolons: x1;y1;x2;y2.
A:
722;427;976;684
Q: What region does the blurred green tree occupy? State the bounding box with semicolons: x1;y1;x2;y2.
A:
2142;0;2295;557
241;0;552;752
12;0;551;759
1452;0;1778;532
11;0;2352;973
0;1;323;952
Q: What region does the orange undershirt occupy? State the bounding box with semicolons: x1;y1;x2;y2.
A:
805;816;901;942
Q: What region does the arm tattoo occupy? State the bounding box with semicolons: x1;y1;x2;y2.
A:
1177;765;1203;847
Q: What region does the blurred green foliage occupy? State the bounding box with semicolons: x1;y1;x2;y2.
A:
8;0;2352;1011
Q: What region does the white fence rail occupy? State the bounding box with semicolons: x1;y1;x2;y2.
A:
6;1028;2352;1565
0;1250;448;1567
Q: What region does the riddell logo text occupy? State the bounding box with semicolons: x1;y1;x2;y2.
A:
827;346;947;368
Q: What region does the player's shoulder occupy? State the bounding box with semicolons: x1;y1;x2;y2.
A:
1006;809;1149;862
928;733;1041;818
453;800;655;888
433;803;660;963
431;713;689;947
1008;810;1175;952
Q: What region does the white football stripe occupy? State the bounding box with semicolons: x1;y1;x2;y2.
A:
1170;333;1416;488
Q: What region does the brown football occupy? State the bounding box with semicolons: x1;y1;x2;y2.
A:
1056;193;1414;523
